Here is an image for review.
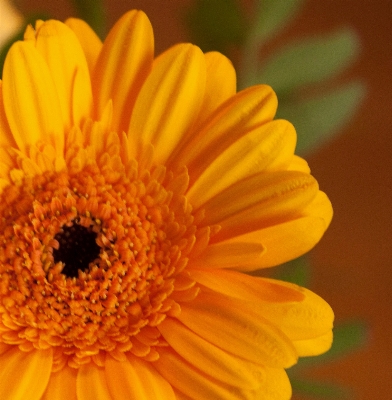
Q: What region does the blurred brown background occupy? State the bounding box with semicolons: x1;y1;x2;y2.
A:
10;0;392;398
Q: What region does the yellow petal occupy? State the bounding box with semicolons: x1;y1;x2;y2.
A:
178;290;298;368
77;365;111;400
23;23;36;41
0;347;53;400
254;281;335;340
105;356;175;399
189;231;266;269
41;366;77;400
65;18;103;77
0;81;16;148
202;170;319;238
93;10;154;132
293;330;333;356
193;51;236;127
71;66;93;128
159;317;264;389
153;348;258;400
170;84;277;181
129;43;206;164
0;145;25;188
82;102;116;159
187;119;296;208
227;216;331;269
34;19;92;130
189;269;304;303
229;191;331;269
288;154;311;173
257;368;292;400
196;193;330;270
301;190;333;229
190;270;334;340
2;41;64;155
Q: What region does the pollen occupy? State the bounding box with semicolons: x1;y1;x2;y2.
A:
0;150;204;368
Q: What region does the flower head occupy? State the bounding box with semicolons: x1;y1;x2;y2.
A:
0;10;333;399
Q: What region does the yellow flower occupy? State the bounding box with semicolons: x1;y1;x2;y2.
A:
0;10;333;400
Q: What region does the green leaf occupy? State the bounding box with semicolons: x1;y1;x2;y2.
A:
239;0;305;89
271;256;311;287
290;378;352;399
185;0;247;54
295;320;368;369
70;0;106;39
277;81;366;155
318;320;368;362
250;0;306;45
258;29;360;94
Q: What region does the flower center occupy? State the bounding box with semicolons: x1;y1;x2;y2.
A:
0;155;204;368
53;222;100;278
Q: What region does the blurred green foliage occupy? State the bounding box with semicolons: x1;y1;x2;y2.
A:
296;320;368;368
240;0;306;86
267;256;311;288
290;379;352;399
258;29;360;95
288;320;367;399
187;0;365;156
247;0;306;45
277;81;365;154
70;0;106;39
185;0;247;54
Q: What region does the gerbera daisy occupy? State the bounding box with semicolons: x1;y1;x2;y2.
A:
0;10;334;400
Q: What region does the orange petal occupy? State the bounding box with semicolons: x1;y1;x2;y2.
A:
178;290;298;368
2;41;64;155
41;366;77;400
0;342;12;355
65;18;103;77
159;317;264;389
153;348;258;400
77;364;111;400
187;119;296;208
172;388;193;400
171;84;277;181
105;356;175;399
93;10;154;132
129;43;206;164
0;347;53;399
